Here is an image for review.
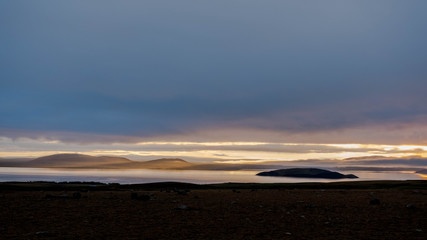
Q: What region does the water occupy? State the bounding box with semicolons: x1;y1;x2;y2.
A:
0;167;423;184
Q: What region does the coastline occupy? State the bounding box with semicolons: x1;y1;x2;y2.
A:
1;180;427;191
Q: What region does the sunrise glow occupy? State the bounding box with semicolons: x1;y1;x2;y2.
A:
1;136;426;164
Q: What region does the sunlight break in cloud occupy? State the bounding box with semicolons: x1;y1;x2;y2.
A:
1;137;426;163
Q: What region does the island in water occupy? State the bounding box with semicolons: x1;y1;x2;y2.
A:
257;168;358;179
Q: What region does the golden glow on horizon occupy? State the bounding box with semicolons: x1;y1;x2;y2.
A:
327;144;363;148
1;139;427;163
396;145;427;151
417;174;427;179
133;141;427;149
135;141;271;146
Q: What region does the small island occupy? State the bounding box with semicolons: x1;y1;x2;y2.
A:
257;168;358;179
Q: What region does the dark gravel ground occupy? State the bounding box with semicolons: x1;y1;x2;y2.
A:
1;188;427;240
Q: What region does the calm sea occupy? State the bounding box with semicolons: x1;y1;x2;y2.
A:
0;167;423;184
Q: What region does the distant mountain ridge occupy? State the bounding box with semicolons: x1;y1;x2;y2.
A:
416;169;427;174
0;154;281;170
132;158;194;169
0;154;422;175
29;154;133;168
2;153;194;169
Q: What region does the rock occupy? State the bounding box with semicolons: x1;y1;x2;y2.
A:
370;198;380;205
178;205;188;210
130;192;150;201
176;204;199;211
130;192;138;199
257;168;358;179
406;203;416;209
45;194;71;199
72;192;81;199
174;188;189;195
35;231;55;236
138;194;150;201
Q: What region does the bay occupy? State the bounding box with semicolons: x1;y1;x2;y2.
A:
0;167;423;184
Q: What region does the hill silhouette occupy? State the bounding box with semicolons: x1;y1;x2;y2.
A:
257;168;358;179
0;154;280;170
5;154;194;169
26;154;133;168
132;158;194;169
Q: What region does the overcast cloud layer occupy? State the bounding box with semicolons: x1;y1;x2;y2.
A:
1;1;427;143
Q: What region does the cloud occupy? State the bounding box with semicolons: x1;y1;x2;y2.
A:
1;1;427;141
1;135;426;163
342;156;427;166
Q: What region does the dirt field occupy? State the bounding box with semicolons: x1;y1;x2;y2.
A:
1;186;427;240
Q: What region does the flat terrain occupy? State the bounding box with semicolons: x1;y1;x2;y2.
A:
1;182;427;240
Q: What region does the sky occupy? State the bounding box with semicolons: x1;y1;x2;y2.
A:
1;1;427;163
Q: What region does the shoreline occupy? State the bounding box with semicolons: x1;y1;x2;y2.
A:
1;180;427;191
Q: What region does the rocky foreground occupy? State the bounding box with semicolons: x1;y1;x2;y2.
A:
0;181;426;239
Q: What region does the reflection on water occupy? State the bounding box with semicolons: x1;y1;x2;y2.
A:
0;167;423;184
417;174;427;180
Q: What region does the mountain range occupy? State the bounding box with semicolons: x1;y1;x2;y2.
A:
0;154;194;169
0;153;283;170
1;154;425;175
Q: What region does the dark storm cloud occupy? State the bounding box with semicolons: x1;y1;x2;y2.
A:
1;1;427;139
